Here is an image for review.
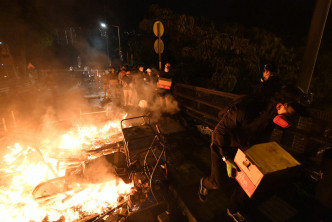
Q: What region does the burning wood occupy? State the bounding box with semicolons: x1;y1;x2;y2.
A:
0;110;168;222
0;117;137;222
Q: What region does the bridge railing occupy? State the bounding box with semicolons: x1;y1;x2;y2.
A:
172;83;243;128
172;83;332;160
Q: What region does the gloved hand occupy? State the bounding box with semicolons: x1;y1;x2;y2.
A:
226;160;238;178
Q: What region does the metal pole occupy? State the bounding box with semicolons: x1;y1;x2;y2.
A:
158;23;161;71
106;29;110;66
114;25;122;61
117;26;121;53
298;0;331;93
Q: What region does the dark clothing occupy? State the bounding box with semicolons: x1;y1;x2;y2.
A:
157;70;173;96
254;75;281;104
212;96;277;161
203;143;228;190
201;93;299;214
122;74;132;89
159;70;173;79
204;96;277;189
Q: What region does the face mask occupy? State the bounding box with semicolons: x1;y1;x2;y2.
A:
273;115;292;128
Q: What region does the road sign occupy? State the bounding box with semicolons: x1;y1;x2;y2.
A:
154;39;164;54
153;21;164;37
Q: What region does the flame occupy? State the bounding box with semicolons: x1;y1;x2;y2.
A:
0;115;133;221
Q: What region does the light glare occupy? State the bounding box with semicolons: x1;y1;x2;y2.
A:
100;22;107;28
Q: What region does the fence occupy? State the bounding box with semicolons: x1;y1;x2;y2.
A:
172;83;332;160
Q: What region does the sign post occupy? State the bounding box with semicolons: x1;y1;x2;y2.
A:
153;21;164;70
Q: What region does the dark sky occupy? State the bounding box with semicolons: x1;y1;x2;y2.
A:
1;0;329;52
0;0;319;38
64;0;321;47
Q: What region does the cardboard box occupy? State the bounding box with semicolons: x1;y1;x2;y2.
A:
234;142;301;198
157;77;172;90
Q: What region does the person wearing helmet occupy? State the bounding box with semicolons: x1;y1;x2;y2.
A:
145;68;158;85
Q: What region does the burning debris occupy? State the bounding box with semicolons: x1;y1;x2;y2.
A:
0;114;169;222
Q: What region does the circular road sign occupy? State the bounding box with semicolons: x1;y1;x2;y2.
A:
154;39;164;54
153;21;164;37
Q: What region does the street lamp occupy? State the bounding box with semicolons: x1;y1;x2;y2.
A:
99;22;110;65
111;25;122;61
99;22;122;63
100;22;107;29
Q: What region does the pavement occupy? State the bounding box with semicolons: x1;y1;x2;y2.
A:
153;114;330;222
157;115;242;222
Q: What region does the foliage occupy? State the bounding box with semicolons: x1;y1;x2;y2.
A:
134;5;300;94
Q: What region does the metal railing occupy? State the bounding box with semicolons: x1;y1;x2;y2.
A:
172;83;332;157
172;83;243;127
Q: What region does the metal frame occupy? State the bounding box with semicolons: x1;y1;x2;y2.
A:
121;115;167;202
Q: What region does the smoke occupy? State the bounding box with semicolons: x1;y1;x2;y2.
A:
0;70;89;143
74;37;110;69
113;69;181;122
164;94;180;114
82;155;117;184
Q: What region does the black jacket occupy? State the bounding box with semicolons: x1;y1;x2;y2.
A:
212;96;278;160
159;70;173;79
254;75;281;103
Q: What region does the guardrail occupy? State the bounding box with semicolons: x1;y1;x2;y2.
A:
172;83;243;127
172;83;332;159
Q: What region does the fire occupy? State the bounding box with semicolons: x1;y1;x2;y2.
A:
0;116;133;222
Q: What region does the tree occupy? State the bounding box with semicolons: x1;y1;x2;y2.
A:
135;5;299;94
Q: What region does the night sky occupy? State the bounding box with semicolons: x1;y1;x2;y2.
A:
0;0;322;45
0;0;330;71
0;0;331;103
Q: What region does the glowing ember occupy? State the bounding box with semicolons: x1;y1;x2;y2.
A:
0;117;133;222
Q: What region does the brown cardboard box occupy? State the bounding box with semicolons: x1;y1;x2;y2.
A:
157;77;172;90
234;142;301;198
